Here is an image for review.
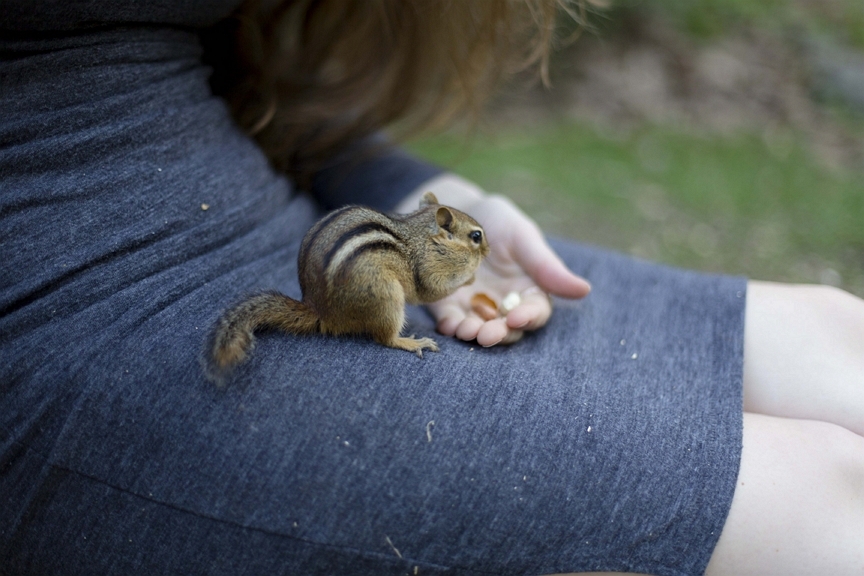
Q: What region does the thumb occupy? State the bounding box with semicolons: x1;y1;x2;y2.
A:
512;228;591;299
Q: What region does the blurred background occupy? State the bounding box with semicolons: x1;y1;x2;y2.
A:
407;0;864;297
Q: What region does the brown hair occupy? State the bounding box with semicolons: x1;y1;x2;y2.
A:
204;0;582;185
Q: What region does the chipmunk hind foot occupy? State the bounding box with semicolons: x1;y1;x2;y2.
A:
379;335;440;358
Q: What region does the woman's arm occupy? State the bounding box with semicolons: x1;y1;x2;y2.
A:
307;136;444;211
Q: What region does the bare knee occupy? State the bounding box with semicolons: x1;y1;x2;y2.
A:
744;282;864;434
791;418;864;497
796;283;864;335
747;281;864;341
760;418;864;519
706;414;864;575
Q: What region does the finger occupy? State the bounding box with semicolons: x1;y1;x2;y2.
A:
499;329;524;345
505;295;552;331
455;316;485;342
432;302;467;336
512;230;591;299
476;318;509;347
436;315;462;337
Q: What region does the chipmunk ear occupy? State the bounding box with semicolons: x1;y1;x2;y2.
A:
420;191;439;208
435;206;454;232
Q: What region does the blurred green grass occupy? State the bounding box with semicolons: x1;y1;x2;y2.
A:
407;121;864;296
601;0;864;47
406;0;864;296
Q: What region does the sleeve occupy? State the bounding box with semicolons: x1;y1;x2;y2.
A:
307;134;445;212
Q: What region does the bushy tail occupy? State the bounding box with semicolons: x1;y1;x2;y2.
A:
205;291;319;383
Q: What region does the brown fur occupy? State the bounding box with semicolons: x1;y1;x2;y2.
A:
206;193;489;381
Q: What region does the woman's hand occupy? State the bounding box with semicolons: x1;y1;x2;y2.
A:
397;174;591;347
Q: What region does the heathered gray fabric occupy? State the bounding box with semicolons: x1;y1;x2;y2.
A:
0;3;745;575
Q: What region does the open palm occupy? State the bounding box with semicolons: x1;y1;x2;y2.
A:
427;194;591;347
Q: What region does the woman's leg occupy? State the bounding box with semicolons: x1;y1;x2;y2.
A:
706;281;864;574
557;418;864;576
556;281;864;576
743;281;864;436
551;414;864;576
706;413;864;575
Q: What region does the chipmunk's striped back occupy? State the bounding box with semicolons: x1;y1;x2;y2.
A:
323;222;404;284
298;206;412;297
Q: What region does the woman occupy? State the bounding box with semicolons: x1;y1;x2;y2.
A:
1;1;862;574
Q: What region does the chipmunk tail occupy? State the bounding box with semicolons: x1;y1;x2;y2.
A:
204;291;319;384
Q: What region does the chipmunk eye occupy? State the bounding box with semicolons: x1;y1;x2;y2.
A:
469;230;482;244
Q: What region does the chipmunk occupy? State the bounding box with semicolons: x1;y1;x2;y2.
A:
206;192;489;380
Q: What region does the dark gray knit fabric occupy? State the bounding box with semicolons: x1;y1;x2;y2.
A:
0;3;745;575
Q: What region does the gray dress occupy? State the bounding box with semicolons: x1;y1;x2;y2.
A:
0;2;745;575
